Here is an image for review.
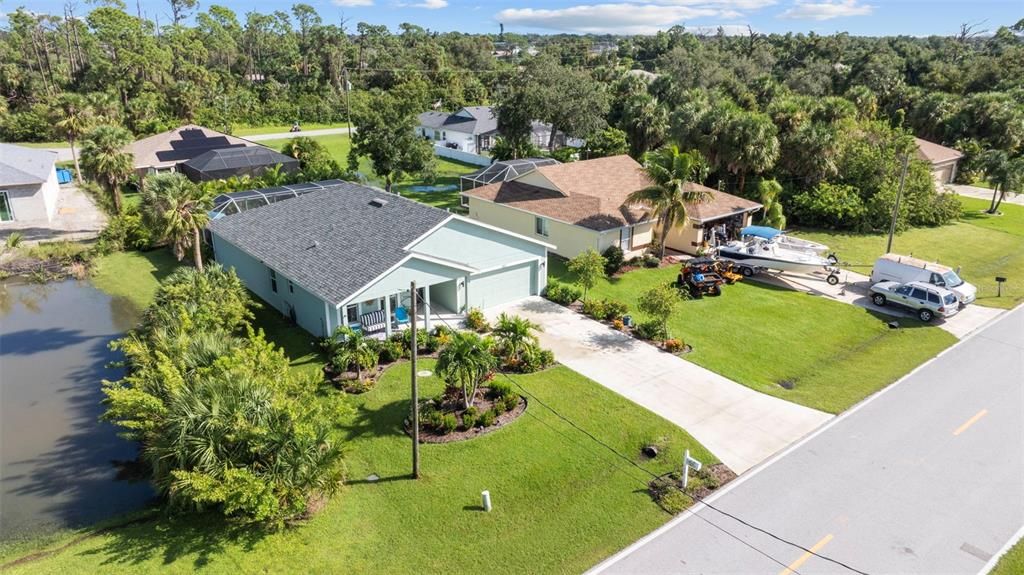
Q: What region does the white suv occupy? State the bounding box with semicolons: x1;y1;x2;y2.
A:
869;280;960;322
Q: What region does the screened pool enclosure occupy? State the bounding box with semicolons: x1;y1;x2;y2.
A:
209;180;348;219
458;157;560;191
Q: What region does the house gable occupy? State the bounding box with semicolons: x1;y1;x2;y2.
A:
409;217;549;270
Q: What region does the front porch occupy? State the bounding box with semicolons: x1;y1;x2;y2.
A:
340;278;466;339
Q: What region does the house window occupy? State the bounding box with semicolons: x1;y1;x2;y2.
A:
535;216;549;237
269;268;277;293
0;191;13;222
346;304;358;324
288;280;294;293
433;130;441;141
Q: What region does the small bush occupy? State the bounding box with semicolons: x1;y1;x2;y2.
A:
462;407;479;430
97;212;153;253
378;339;405;363
5;232;24;249
544;281;582;306
602;245;624;275
438;413;458;434
634;320;667;341
486;380;515;399
612;318;625;331
663;338;684;353
582;298;607;319
479;409;497;427
649;474;693;514
602;300;629;321
499;393;520;413
464;308;490;332
518;344;554;373
643;254;660;268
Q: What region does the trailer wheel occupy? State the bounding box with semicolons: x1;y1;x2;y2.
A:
740;266;754;277
826;274;839;286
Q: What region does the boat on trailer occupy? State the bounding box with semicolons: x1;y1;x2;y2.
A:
716;226;841;284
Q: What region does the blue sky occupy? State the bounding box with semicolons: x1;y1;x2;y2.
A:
5;0;1022;37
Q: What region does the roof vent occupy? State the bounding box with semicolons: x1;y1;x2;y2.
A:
308;240;319;249
369;198;388;208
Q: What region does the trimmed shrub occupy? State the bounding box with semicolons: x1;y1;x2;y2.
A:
486;380;515;399
464;308;490;332
602;300;629;321
438;413;458;434
545;281;582;305
479;408;497;427
500;393;520;413
378;339;405;363
634;320;667;341
602;245;624;275
582;298;607;319
663;338;684;353
612;318;625;331
643;254;660;268
462;407;479;430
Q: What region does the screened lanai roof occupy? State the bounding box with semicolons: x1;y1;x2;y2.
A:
210;180;348;219
460;157;560;189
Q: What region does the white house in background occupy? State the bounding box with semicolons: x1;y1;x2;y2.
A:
416;106;577;154
0;143;61;223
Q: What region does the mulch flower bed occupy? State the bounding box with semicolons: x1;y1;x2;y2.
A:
686;463;737;500
409;392;528;444
323;365;386;394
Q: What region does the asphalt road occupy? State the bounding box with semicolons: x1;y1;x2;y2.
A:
593;305;1024;574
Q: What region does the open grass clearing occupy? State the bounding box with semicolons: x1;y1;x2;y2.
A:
797;197;1024;309
260;133;474;211
1;249;715;574
550;257;956;414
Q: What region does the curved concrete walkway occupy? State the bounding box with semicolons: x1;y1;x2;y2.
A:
486;297;831;474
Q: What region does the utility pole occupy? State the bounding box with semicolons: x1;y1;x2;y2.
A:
343;68;352;131
886;153;910;254
409;281;420;479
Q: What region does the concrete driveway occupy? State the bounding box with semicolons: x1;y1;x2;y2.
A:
749;268;1003;339
486;297;831;474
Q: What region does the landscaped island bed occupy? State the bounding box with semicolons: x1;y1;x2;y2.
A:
798;197;1024;309
551;257;957;414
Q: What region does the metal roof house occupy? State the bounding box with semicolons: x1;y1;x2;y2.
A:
0;143;61;223
208;180;553;338
180;146;299;183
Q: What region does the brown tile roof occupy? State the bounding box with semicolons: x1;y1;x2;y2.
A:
126;124;258;170
685;182;763;223
464;155;761;230
915;137;963;165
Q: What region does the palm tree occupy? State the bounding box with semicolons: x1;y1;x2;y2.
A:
492;313;541;364
435;331;497;410
327;326;379;382
723;112;780;196
52;94;92;184
758;179;787;229
981;150;1024;214
141;173;212;271
624;95;668;159
628;145;713;259
80;125;134;214
258;164;290;187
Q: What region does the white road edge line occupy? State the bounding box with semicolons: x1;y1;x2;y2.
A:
587;304;1022;575
980;523;1024;574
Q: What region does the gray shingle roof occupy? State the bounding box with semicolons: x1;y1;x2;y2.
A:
0;143;57;185
208;181;450;305
417;106;498;135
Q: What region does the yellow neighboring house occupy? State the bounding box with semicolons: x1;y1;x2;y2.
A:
461;154;762;258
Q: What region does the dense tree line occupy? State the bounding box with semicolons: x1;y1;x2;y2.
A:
3;6;1022;228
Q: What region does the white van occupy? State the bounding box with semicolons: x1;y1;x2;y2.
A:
870;253;976;306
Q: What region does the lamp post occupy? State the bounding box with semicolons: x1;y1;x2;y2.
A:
410;281;420;479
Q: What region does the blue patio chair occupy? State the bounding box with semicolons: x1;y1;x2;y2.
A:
394;306;411;327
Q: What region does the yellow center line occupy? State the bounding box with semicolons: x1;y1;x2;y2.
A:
778;533;834;575
953;409;988;436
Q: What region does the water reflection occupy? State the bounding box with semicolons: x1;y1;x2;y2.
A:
0;279;154;541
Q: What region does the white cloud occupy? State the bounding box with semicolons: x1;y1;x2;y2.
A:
397;0;448;7
779;0;872;20
332;0;374;6
634;0;776;8
496;3;726;35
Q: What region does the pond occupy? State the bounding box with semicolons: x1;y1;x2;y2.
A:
0;279;154;543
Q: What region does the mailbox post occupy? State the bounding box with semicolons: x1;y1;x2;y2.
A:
682;449;702;489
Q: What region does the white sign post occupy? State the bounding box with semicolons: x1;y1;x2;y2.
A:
682;450;702;489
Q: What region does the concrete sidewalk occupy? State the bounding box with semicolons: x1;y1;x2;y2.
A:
948;183;1024;206
486;297;831;474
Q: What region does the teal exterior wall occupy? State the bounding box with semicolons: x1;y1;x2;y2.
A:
411;217;547;273
211;232;331;337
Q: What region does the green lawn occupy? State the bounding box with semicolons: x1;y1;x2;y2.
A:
233;122;349;137
89;250;180;312
260;133;475;211
0;249;717;574
992;538;1024;575
796;197;1024;309
551;258;956;414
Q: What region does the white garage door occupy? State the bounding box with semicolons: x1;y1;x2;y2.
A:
467;262;535;309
